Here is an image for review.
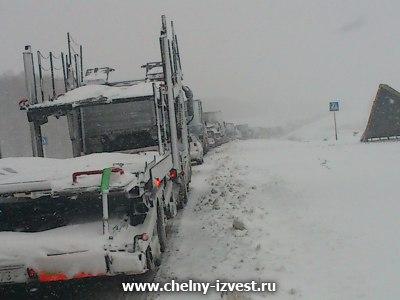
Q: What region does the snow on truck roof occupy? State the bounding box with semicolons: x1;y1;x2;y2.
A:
0;151;163;195
29;81;155;110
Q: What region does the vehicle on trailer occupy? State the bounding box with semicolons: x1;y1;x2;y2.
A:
189;134;204;165
0;15;191;289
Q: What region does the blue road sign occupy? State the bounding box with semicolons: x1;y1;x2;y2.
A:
42;136;48;146
329;101;339;112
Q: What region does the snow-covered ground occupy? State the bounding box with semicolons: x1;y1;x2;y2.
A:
156;116;400;299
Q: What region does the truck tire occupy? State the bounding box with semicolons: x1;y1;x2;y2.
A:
157;200;167;252
177;183;188;209
146;201;166;271
165;195;177;219
146;246;159;270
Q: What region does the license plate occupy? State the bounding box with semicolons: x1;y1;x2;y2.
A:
0;265;26;284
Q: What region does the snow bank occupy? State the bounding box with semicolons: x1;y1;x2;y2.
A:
158;130;400;299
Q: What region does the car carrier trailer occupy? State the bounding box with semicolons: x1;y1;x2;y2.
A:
0;15;191;289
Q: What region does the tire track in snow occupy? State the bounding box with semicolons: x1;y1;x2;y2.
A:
155;142;269;300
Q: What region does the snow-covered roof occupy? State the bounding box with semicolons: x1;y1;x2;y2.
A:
0;151;163;195
29;81;154;110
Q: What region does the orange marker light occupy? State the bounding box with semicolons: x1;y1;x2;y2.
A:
155;178;163;187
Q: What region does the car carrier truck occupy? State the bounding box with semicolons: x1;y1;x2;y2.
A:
0;15;191;289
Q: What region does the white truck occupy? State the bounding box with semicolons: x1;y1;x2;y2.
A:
0;15;191;289
188;99;209;154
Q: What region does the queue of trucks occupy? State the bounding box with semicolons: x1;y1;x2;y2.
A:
0;15;238;291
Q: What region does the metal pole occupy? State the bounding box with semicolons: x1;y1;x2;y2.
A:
49;52;56;99
168;40;175;84
161;15;180;171
171;21;183;76
74;54;79;87
67;111;82;157
37;51;44;102
61;52;67;92
171;22;190;175
102;192;109;238
153;83;164;154
160;87;168;146
67;32;72;66
333;111;338;140
80;45;83;83
23;45;44;157
170;22;178;76
66;56;69;80
32;52;38;105
174;38;182;75
101;168;112;239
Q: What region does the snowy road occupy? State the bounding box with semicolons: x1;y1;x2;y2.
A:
156;135;400;299
3;132;400;299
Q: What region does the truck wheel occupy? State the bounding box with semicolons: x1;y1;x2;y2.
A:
166;196;177;219
157;200;167;252
177;184;188;209
146;246;160;271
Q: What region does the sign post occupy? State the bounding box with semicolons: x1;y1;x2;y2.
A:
329;101;339;140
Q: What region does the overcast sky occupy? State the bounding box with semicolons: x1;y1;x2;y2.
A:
1;0;400;127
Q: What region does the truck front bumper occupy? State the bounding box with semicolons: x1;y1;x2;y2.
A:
0;250;147;285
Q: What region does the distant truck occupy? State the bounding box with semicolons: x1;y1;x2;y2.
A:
203;111;228;147
225;122;237;139
236;124;253;139
0;16;191;289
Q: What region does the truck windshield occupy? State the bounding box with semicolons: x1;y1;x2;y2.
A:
80;99;158;154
